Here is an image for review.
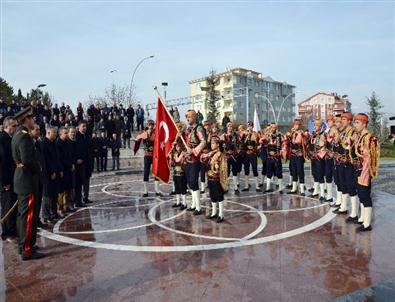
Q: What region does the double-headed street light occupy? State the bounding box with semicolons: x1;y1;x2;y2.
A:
255;90;301;124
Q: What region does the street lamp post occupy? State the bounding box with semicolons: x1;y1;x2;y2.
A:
129;55;154;105
276;91;298;123
161;82;168;101
255;92;277;123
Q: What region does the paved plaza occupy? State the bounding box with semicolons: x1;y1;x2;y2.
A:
1;166;394;302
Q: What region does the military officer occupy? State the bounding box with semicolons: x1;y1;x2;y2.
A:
12;107;45;260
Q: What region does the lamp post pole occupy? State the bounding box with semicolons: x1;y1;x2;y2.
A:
129;55;154;105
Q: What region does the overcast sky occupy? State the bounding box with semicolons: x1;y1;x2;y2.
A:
1;0;394;114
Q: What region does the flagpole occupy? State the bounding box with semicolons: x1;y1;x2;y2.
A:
154;87;189;150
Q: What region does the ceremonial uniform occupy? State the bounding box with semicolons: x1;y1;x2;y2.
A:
324;116;338;202
287;120;306;195
183;110;206;215
12;113;43;259
242;122;261;192
204;136;227;223
170;141;188;209
333;112;358;215
331;115;344;208
265;127;285;192
135;121;162;197
259;128;269;187
220;124;240;192
308;121;327;200
199;122;210;193
352;113;380;231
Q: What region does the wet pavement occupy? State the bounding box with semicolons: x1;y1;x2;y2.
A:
1;171;394;302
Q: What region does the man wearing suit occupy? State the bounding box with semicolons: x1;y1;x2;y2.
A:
0;116;18;243
75;120;93;205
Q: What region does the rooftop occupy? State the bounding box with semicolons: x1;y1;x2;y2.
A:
189;67;296;87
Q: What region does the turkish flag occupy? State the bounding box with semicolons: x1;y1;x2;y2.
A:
152;97;178;183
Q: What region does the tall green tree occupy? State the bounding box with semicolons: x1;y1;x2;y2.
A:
26;88;52;107
366;91;383;139
0;77;14;104
202;70;220;124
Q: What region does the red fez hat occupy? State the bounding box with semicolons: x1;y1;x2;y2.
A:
327;115;334;121
354;113;369;123
341;112;353;121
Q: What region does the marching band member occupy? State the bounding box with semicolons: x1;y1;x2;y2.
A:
259;125;270;188
183;110;206;215
170;137;188;210
265;123;286;193
352;113;380;231
220;122;241;193
235;125;246;189
309;119;327;201
287;119;307;195
331;114;344;208
324;115;339;202
333;112;358;216
242;121;261;192
135;120;163;197
201;135;228;223
199;121;211;193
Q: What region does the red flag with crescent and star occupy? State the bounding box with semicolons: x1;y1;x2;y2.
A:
152;97;178;183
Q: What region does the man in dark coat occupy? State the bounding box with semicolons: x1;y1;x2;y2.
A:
105;115;116;139
0;116;18;242
67;126;80;210
42;126;62;223
99;131;108;172
75;120;93;205
31;124;47;229
126;104;135;132
111;133;122;171
91;131;101;172
136;104;144;131
12;107;45;260
57;127;75;214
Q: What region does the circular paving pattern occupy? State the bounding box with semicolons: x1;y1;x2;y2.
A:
39;179;337;252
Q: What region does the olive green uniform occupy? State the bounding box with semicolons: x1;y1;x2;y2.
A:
11;126;40;258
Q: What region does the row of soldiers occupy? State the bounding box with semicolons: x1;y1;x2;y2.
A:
137;110;379;230
0;107;94;260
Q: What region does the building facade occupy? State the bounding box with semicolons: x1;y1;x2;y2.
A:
189;68;296;127
297;92;352;121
